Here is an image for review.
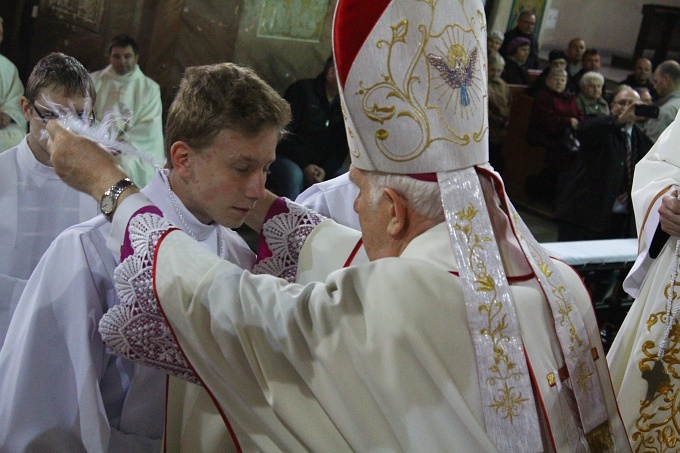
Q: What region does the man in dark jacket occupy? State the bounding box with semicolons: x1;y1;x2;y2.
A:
556;86;654;240
269;56;349;199
499;11;540;70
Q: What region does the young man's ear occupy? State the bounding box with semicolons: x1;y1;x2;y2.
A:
169;141;193;177
20;97;33;122
383;187;408;237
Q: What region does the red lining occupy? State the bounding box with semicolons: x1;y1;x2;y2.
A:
343;237;364;268
152;229;243;453
333;0;391;87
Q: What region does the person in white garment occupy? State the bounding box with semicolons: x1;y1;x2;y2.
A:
607;108;680;449
0;52;99;348
91;34;164;187
295;172;360;229
0;16;27;152
45;0;631;450
0;62;290;452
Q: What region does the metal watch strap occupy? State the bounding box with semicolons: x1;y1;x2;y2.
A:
101;177;136;220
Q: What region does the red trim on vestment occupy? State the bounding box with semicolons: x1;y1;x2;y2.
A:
152;228;243;453
343;237;364;267
333;0;391;87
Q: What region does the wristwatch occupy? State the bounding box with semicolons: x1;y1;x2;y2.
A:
100;178;137;220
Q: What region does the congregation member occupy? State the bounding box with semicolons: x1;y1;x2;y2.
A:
500;36;531;85
643;60;680;142
620;57;657;101
45;0;629;450
0;16;26;152
607;108;680;451
268;55;348;200
573;48;602;93
487;52;511;173
499;10;540;70
575;71;610;117
637;86;654;104
487;29;503;59
295;172;360;230
0;62;290;451
527;49;575;96
526;67;583;205
566;37;586;77
556;85;652;240
91;34;164;187
0;53;98;348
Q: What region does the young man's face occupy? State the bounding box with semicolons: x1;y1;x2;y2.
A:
21;86;93;166
109;45;139;75
180;127;277;229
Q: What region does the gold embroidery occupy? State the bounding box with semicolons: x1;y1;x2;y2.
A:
454;202;529;422
547;372;557;387
354;0;486;163
520;238;596;396
632;308;680;451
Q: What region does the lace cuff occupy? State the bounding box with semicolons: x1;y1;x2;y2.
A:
100;209;201;385
253;198;325;281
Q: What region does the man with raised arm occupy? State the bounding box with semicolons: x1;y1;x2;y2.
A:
45;0;630;450
0;62;290;452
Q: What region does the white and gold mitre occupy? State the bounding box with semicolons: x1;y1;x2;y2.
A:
333;0;488;174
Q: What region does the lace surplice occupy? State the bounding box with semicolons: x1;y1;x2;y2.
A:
99;198;325;383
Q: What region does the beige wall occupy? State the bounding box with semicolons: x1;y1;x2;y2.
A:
232;0;336;94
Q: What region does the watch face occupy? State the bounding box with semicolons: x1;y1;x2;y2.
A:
101;193;115;215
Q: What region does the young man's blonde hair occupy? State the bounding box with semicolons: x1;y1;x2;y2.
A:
165;63;291;165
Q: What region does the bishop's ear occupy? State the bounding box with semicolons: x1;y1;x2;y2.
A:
383;187;408;237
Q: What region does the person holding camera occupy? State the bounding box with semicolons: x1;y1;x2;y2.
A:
556;85;653;241
643;60;680;142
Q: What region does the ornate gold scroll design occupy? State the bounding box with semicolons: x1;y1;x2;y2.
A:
355;0;485;163
632;282;680;452
455;203;529;422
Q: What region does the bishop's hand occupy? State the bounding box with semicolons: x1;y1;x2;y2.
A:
660;189;680;237
46;120;131;202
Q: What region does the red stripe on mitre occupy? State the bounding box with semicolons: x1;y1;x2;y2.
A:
333;0;392;87
407;173;438;182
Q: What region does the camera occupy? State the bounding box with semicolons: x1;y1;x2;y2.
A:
634;104;660;119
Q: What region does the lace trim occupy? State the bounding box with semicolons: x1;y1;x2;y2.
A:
100;212;201;385
252;199;325;281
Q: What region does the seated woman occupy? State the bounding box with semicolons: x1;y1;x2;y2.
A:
527;50;576;96
575;71;610;117
487;30;504;59
500;37;531;85
525;67;583;206
487;53;512;174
